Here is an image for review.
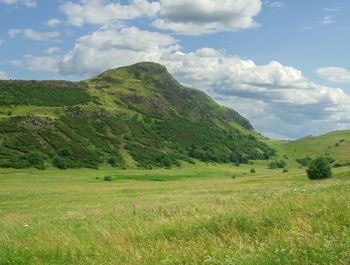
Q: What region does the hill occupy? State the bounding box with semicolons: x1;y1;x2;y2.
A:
267;130;350;168
0;62;274;170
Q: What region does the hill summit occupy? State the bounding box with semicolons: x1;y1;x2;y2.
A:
0;62;274;169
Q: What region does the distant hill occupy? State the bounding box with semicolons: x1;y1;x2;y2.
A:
0;62;274;169
268;130;350;167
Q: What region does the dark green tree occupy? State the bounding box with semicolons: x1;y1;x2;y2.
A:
306;157;332;180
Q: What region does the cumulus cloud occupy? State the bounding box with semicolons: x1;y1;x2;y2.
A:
24;55;60;72
8;28;60;41
47;18;61;27
58;26;178;75
0;0;36;7
61;0;160;27
17;26;350;138
0;70;12;79
45;47;61;54
153;0;262;35
316;67;350;84
60;0;262;35
322;15;334;25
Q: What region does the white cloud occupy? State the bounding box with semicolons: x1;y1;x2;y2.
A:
322;15;334;25
60;0;262;35
0;0;37;7
0;70;12;80
22;0;36;7
45;47;61;54
58;26;178;75
17;26;350;138
61;0;160;27
8;29;21;38
47;18;61;27
316;67;350;84
24;55;60;72
153;0;262;35
265;0;285;9
8;28;60;41
8;59;23;67
323;8;339;12
0;0;17;4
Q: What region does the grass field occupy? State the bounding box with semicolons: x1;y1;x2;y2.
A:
1;162;350;265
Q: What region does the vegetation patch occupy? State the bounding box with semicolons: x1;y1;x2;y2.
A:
0;80;92;107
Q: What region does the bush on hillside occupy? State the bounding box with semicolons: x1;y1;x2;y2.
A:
58;148;72;157
268;161;278;169
104;176;112;182
107;157;117;167
250;168;256;174
53;157;67;169
296;156;312;167
276;160;287;168
26;152;46;170
306;157;332;180
268;160;287;169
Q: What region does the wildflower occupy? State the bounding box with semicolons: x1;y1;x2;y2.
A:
131;202;137;215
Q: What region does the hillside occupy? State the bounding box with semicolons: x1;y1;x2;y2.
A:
267;130;350;167
0;62;274;170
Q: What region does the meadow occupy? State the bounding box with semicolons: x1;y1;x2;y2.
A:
1;162;350;265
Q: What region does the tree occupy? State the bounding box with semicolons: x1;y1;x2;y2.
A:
306;157;332;180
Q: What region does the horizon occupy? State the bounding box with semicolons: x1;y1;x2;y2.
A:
1;0;350;139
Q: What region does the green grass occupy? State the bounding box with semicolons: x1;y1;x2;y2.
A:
1;163;350;264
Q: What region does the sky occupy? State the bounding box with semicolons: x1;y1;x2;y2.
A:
0;0;350;139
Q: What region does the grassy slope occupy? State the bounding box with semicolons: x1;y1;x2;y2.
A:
267;130;350;166
1;163;350;264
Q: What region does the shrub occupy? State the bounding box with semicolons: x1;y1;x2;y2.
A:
58;148;72;157
296;156;312;167
306;157;332;180
26;152;45;170
53;157;67;169
107;157;117;167
268;161;278;169
104;176;112;182
268;160;287;169
276;160;287;168
250;168;256;174
283;168;288;173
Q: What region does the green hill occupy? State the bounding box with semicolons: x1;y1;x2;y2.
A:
267;130;350;168
0;62;274;170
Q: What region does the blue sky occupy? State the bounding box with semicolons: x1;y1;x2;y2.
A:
1;0;350;139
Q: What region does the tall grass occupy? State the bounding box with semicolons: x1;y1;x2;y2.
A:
0;165;350;264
